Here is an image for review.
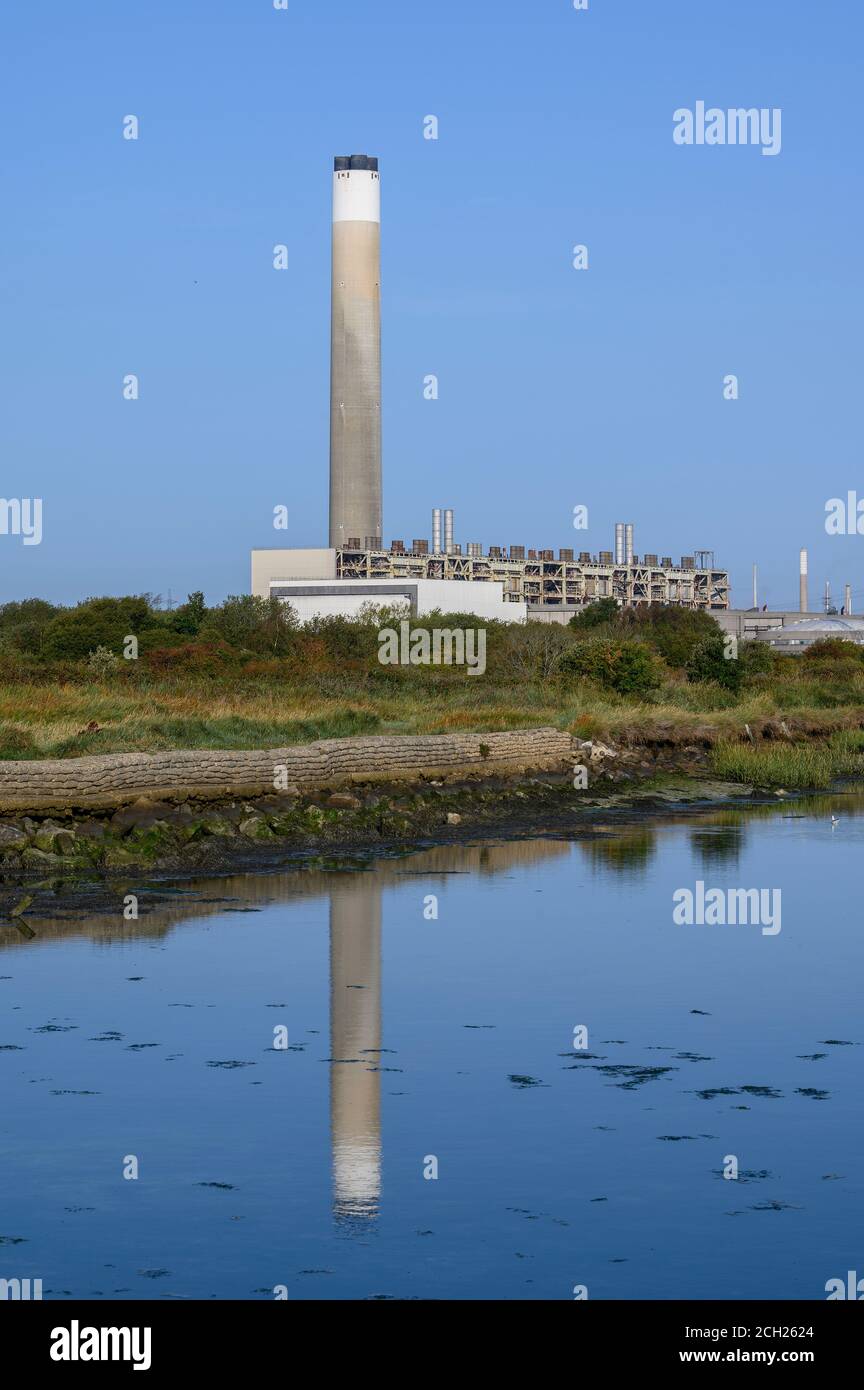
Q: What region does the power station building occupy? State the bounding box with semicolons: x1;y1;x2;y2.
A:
252;156;729;622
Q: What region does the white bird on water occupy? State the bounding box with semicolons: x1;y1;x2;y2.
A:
831;815;840;828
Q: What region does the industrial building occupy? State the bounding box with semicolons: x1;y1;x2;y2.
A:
755;617;864;652
252;156;730;622
713;551;860;650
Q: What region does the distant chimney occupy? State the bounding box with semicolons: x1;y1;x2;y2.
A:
799;549;808;613
432;509;442;553
444;508;454;555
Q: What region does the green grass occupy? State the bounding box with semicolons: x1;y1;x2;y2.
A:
710;737;864;789
0;709;383;760
0;668;863;763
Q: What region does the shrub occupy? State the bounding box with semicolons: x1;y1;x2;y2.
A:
143;641;240;676
499;622;574;680
801;637;864;667
737;640;775;678
686;634;743;692
297;612;379;665
41;596;159;660
167;591;208;637
87;645;120;676
569;598;619;632
198;594;297;656
560;638;665;695
620;604;720;667
0;598;60;656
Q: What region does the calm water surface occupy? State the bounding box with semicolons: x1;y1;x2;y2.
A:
1;793;862;1300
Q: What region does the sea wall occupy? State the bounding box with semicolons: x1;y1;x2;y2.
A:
0;727;577;813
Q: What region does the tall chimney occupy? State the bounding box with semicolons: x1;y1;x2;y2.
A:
329;155;382;550
625;523;634;565
432;508;442;553
614;523;625;566
845;582;852;616
752;563;758;609
799;549;808;613
444;508;454;555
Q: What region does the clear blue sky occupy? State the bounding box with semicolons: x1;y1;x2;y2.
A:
1;0;861;611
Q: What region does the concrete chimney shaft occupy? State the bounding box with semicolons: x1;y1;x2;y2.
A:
329;156;382;550
799;549;808;614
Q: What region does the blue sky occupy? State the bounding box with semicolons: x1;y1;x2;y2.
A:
1;0;861;610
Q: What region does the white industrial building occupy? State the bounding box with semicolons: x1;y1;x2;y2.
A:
252;549;525;623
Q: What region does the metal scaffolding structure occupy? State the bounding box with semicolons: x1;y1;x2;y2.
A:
335;546;730;610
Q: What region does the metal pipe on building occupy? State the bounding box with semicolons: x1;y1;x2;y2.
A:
432;508;442;553
444;508;454;555
329;155;382;550
625;523;634;565
614;523;625;566
799;549;808;613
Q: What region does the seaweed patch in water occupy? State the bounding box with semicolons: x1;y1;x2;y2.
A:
595;1064;677;1090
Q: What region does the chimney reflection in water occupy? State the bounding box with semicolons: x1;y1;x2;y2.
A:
329;878;382;1224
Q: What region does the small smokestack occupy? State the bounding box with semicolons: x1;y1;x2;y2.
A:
614;523;625;566
625;523;634;564
444;508;454;555
799;549;808;613
432;508;442;553
845;583;852;616
752;563;758;609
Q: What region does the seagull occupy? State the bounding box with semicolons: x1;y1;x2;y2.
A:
831;815;840;829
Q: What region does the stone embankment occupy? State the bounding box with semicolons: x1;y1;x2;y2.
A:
0;727;576;815
0;728;638;886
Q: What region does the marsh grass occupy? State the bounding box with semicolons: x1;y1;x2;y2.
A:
710;737;864;789
0;670;863;761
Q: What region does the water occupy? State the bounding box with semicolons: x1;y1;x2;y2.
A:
1;793;862;1301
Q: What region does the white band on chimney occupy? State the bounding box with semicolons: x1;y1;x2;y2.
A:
333;171;380;224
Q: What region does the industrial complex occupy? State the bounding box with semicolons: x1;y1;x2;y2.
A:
251;155;732;623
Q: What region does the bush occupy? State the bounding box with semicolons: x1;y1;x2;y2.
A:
686;634;743;692
143;641;240;677
199;595;297;656
87;645;120;677
0;598;60;656
498;622;574;680
299;613;381;666
620;604;720;668
569;598;619;632
167;591;207;637
560;638;665;695
801;638;864;667
41;596;160;660
737;640;775;678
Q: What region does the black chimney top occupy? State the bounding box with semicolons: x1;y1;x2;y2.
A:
334;154;379;171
